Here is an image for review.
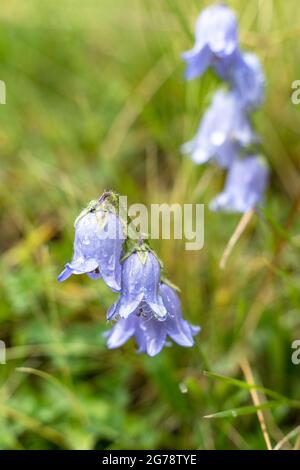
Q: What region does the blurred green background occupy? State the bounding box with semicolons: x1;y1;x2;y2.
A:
1;0;300;450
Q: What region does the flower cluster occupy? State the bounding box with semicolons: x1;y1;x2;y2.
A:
182;3;269;213
58;192;200;356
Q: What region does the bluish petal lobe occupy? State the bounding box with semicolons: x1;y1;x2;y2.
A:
210;155;269;213
107;317;136;349
160;284;200;347
182;45;212;80
57;266;73;282
231;52;265;110
140;317;167;356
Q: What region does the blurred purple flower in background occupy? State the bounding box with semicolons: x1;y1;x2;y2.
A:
182;3;268;212
215;52;265;109
106;283;200;356
231;52;265;110
58;206;124;292
182;90;256;168
107;251;167;321
209;155;269;213
182;4;240;80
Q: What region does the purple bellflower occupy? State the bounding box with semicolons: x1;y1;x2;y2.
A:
107;250;167;322
215;52;265;109
231;52;265;110
58;202;124;292
182;4;240;80
209;155;269;213
106;283;200;356
182;90;256;168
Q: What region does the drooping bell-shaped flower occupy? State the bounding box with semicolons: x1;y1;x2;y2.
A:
107;250;167;321
209;155;269;213
231;52;265;110
182;90;256;168
182;4;240;80
106;283;200;356
58;200;125;292
215;52;265;110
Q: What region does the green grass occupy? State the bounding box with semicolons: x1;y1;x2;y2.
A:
0;0;300;450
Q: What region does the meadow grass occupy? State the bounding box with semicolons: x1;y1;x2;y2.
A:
0;0;300;450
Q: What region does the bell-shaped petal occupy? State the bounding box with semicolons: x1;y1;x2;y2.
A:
106;284;200;356
139;314;168;356
182;44;212;80
214;52;265;109
58;208;125;292
160;283;201;347
231;53;265;110
182;90;256;168
210;155;269;213
182;4;240;80
107;251;167;321
106;315;138;349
